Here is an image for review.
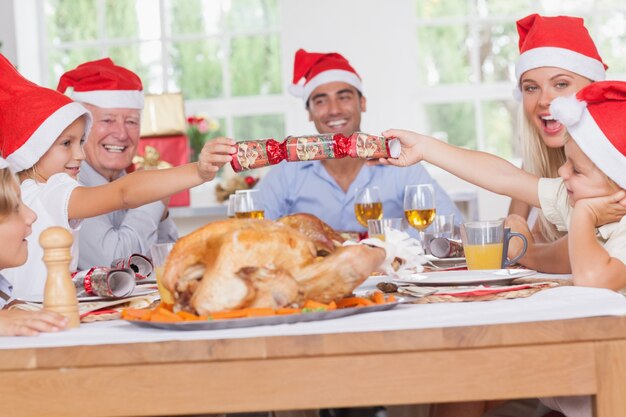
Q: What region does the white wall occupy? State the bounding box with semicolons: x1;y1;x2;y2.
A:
0;0;17;62
279;0;420;136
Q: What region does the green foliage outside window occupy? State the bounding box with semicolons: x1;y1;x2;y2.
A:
234;114;284;141
418;25;472;85
230;35;281;96
425;102;476;148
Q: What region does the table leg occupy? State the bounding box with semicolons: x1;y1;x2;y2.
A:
594;340;626;417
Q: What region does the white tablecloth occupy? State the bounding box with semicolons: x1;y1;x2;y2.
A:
1;285;625;350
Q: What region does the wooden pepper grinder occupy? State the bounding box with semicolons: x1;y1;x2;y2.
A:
40;226;80;328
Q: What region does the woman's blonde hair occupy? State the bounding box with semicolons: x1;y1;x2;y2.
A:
518;107;567;242
0;168;20;222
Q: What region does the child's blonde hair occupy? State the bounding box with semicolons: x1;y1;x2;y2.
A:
518;107;567;242
0;169;20;222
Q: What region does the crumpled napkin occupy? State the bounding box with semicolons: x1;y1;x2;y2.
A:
343;228;427;277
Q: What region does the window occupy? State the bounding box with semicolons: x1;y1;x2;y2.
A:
415;0;626;159
41;0;285;141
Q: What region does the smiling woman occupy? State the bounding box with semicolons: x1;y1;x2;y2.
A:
510;14;607;243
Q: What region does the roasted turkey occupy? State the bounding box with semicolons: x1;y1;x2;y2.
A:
162;213;385;315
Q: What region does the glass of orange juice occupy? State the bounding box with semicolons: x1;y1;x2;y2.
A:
150;242;175;304
460;220;527;270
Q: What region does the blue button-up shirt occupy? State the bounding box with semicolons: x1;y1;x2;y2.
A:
257;160;463;232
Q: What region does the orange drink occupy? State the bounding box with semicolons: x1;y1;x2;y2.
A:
464;243;504;270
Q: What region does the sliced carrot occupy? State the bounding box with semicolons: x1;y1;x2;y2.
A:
121;308;151;321
327;301;337;310
151;307;183;322
372;292;385;305
387;294;396;303
209;309;249;320
176;311;204;321
276;308;302;315
155;302;174;312
336;297;374;308
244;308;276;317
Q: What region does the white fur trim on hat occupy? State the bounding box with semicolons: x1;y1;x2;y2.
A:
71;90;144;109
6;102;92;173
516;47;606;85
563;108;626;189
550;95;587;126
302;69;362;101
288;83;305;98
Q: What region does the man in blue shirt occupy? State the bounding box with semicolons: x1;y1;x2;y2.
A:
258;49;462;232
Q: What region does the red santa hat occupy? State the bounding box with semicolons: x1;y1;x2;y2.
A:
515;14;607;92
550;81;626;188
57;58;144;109
289;49;362;102
0;54;91;173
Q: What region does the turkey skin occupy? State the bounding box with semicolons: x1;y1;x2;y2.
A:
162;215;384;315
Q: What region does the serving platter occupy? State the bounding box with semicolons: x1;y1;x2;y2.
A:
126;299;406;331
392;269;537;287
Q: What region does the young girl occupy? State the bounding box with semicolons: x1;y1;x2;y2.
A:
376;81;626;417
0;159;68;336
0;54;235;301
508;14;606;247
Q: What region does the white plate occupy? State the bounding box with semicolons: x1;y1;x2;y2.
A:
78;286;158;302
393;269;537;287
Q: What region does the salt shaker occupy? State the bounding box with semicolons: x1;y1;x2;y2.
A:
40;226;80;328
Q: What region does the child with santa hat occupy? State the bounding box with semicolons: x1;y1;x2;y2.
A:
0;157;69;335
0;53;235;302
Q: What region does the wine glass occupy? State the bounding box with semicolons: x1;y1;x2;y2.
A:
234;189;265;219
403;184;436;245
354;186;383;228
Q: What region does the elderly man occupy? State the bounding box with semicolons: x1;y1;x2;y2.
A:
259;49;462;233
57;58;178;270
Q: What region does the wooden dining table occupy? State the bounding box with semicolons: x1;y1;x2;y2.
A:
1;297;625;417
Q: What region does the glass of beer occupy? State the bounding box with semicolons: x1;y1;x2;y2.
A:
354;186;383;227
227;194;236;218
403;184;436;245
234;189;265;219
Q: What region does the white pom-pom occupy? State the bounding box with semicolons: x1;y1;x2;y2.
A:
550;96;587;127
387;138;401;158
512;87;522;102
287;83;304;98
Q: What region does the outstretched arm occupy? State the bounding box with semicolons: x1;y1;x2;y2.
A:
69;137;235;220
569;190;626;290
371;129;542;207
